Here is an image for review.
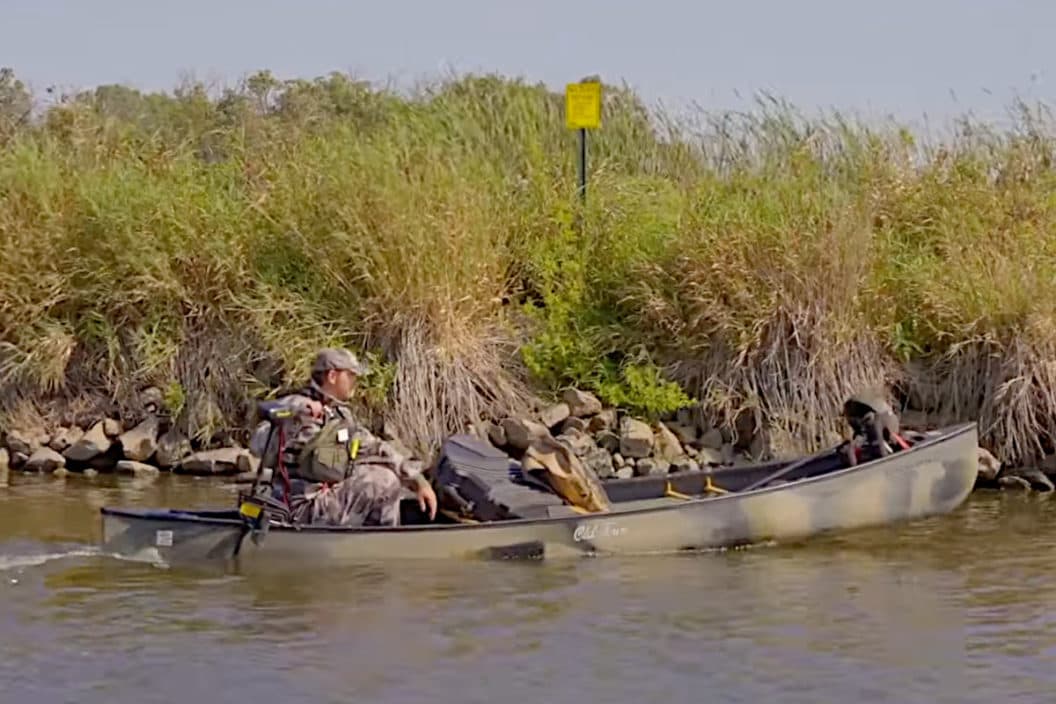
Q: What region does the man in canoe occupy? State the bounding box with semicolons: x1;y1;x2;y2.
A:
256;347;437;526
840;390;910;465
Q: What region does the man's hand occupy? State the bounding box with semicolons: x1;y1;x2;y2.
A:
415;478;437;520
303;400;324;419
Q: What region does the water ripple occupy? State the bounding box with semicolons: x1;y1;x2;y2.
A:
1;476;1056;702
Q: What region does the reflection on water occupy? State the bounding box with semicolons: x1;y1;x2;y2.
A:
1;473;1055;703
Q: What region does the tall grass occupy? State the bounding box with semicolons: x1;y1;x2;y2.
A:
1;69;1055;464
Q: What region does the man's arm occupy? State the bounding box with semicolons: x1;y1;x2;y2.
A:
356;432;425;484
265;393;325;470
354;430;436;518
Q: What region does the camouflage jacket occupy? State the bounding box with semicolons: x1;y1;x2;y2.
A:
261;382;425;486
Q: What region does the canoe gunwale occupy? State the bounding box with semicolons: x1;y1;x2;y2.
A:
100;422;978;535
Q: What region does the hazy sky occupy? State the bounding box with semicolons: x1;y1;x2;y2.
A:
3;0;1052;127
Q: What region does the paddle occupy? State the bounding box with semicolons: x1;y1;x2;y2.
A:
739;426;919;494
740;447;837;494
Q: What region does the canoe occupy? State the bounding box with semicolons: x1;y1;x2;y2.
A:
98;422;979;567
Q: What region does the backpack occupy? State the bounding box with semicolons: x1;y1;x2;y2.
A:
434;434;567;521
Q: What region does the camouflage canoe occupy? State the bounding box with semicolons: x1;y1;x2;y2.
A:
99;422;978;567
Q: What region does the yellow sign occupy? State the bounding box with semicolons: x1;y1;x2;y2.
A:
565;82;601;130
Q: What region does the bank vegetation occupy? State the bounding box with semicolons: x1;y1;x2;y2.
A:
2;67;1055;466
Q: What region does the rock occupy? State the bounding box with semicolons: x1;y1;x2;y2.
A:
698;447;725;467
561;389;603;417
700;427;724;451
24;447;66;473
998;475;1032;491
63;421;112;463
10;451;28;469
82;468;99;478
486;422;507;448
464;419;489;442
176;448;246;475
634;457;654;476
4;428;39;456
977;447;1001;481
1000;467;1054;492
155;428;191;468
720;443;737;465
0;447;8;474
88;445;123;472
612;452;626;469
670;457;700;474
596;430;620;454
236;452;259;474
635;457;669;477
615;466;634;479
139;386;164;412
48;426;84;453
587;409;617;434
582;446;615;479
102;418;123;438
556;427;596;457
539;403;571;430
116;460;160;476
732;452;756;467
502;417;550;451
667;422;698;447
560;416;589;434
118;415;159;462
654;422;684;463
619;417;654;459
51;467;68;478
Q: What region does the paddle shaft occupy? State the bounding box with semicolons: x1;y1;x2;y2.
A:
247;423;277;496
740;449;834;493
234;422;280;558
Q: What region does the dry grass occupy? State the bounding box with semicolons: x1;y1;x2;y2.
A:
2;72;1056;464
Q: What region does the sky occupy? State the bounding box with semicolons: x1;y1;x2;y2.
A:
3;0;1053;129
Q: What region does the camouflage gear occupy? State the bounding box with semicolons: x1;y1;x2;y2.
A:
259;381;425;526
289;464;403;526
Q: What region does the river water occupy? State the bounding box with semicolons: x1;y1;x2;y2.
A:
1;472;1054;704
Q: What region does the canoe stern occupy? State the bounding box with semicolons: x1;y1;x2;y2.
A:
101;508;245;565
733;423;979;544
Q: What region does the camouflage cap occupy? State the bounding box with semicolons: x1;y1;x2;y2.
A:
311;348;369;376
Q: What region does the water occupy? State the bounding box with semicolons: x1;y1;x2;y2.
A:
1;472;1055;703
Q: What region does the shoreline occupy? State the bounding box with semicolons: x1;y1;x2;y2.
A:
4;70;1056;476
0;387;1046;494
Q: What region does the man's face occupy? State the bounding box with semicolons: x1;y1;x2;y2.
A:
324;368;358;401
